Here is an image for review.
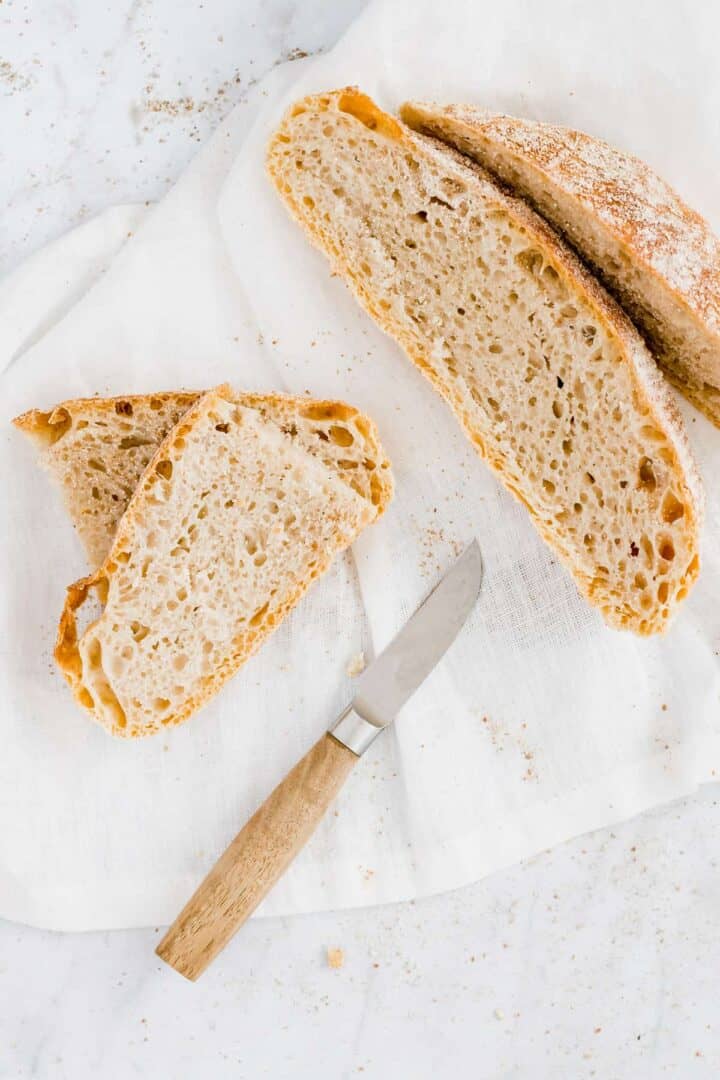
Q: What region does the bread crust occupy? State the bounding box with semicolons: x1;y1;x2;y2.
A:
401;101;720;427
267;89;703;634
14;387;393;566
50;386;391;737
13;388;392;510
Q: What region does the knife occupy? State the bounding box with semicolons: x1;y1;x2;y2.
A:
156;540;483;981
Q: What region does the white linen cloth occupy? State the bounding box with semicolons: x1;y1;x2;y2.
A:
1;0;718;931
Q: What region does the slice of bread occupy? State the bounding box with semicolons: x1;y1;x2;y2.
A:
401;102;720;428
53;387;389;737
14;389;392;569
267;88;703;634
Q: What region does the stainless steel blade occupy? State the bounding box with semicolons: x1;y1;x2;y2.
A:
351;540;483;729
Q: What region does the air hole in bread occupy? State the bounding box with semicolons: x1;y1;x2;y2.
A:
639;535;654;566
516;248;543;276
250;602;269;627
119;435;154;450
130;621;150;643
638;457;656;491
329;425;354;447
38;408;73;446
155;459;173;481
337;93;401;137
658;537;675;561
661;491;684;524
640;425;666;443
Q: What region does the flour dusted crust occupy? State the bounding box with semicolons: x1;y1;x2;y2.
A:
401;101;720;427
268;88;703;634
14;388;392;568
47;386;391;737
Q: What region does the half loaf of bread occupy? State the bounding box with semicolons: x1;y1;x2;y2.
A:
401;101;720;427
267;88;702;634
14;388;392;569
45;386;391;736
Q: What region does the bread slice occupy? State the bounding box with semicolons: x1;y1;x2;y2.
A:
14;389;392;569
267;88;703;634
52;386;390;737
401;102;720;428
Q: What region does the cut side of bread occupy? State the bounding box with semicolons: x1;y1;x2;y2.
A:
401;101;720;428
14;389;392;569
268;89;703;634
53;387;387;737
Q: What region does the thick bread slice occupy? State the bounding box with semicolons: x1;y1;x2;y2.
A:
401;102;720;427
54;387;385;737
267;89;703;634
14;389;392;569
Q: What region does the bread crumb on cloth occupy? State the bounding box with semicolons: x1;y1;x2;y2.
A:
327;947;345;969
346;651;366;677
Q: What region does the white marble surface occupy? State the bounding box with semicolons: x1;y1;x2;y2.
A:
1;1;719;1076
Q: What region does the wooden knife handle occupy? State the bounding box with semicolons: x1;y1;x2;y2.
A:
156;733;358;981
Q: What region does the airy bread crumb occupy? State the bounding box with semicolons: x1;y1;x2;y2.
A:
14;389;393;569
53;387;391;737
267;88;703;634
401;101;720;428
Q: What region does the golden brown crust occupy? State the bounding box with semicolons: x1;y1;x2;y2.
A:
409;104;720;335
267;88;703;635
663;374;720;428
401;102;720;426
54;387;384;737
14;388;392;514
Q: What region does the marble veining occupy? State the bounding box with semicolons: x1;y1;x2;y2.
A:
1;1;719;1076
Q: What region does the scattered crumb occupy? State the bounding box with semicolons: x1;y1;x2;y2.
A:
327;947;344;970
479;713;540;781
0;60;33;93
145;96;197;117
494;1008;504;1021
346;651;366;677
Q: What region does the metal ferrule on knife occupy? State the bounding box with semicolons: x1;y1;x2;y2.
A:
330;704;383;756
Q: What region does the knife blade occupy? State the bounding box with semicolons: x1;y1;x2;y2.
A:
331;540;483;753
